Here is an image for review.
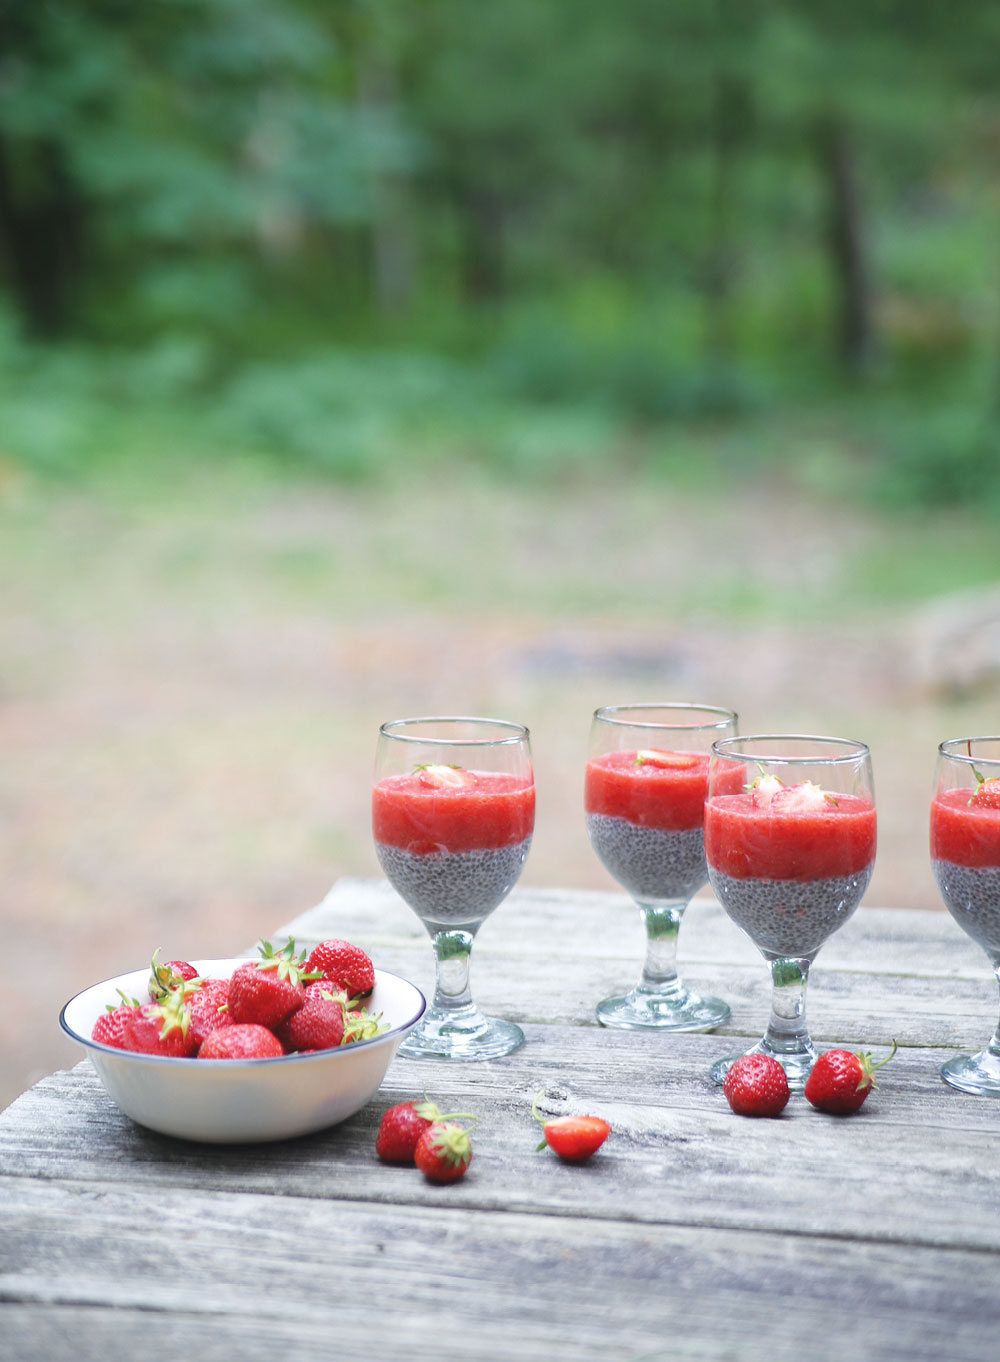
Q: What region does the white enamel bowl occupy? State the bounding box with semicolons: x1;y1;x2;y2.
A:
60;959;426;1143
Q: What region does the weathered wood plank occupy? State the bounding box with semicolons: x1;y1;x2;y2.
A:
4;1026;998;1252
1;1178;998;1362
292;878;986;978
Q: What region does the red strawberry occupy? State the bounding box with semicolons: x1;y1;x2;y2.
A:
532;1093;611;1160
187;978;233;1049
227;939;313;1028
970;776;1000;809
633;750;699;770
375;1099;475;1165
199;1023;284;1060
148;949;200;1001
120;993;197;1058
91;992;141;1049
805;1039;897;1115
276;996;346;1053
304;939;375;999
414;1122;473;1184
723;1054;790;1117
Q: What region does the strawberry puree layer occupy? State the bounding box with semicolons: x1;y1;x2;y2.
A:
704;792;876;880
584;751;742;833
372;771;535;854
931;788;1000;868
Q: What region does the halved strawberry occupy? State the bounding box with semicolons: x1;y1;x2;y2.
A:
532;1092;611;1161
970;776;1000;809
415;763;472;789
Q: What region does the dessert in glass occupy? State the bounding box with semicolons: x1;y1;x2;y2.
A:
931;736;1000;1096
705;734;876;1092
373;716;534;1060
585;702;738;1030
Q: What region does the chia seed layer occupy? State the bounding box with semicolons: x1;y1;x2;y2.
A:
586;815;708;902
375;838;532;929
932;859;1000;954
708;864;873;957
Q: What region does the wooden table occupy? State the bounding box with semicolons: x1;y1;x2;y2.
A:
2;878;999;1360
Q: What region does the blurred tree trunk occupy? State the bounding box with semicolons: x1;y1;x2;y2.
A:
0;132;87;336
704;73;748;365
358;58;416;316
456;180;506;304
816;112;875;377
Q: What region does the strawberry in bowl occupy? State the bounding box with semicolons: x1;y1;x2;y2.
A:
60;940;425;1143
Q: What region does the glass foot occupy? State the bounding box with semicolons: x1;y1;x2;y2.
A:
710;1037;818;1094
597;989;730;1033
941;1048;1000;1097
398;1007;524;1061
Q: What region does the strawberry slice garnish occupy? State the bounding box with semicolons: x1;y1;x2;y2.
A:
414;763;472;789
633;750;700;770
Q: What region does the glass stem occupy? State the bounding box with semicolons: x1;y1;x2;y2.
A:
430;928;477;1015
762;956;814;1061
636;899;688;1000
987;961;1000;1061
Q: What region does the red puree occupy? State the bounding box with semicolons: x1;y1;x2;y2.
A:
931;789;1000;868
372;772;535;854
584;750;742;833
704;792;876;880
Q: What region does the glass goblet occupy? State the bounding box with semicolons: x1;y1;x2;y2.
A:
705;735;876;1092
585;702;738;1030
373;716;534;1060
931;736;1000;1097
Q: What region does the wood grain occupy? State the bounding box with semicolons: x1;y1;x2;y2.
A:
1;879;999;1362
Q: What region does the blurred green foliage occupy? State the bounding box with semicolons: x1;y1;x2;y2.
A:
2;0;1000;508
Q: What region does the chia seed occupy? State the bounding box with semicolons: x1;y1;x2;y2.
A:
586;814;708;902
931;859;1000;954
708;864;873;957
375;838;532;929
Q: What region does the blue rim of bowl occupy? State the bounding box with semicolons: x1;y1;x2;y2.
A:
59;964;427;1068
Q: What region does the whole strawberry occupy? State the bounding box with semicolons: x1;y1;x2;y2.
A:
304;939;375;999
199;1023;284;1060
148;948;200;1001
414;1122;473;1184
376;1099;475;1165
276;995;346;1053
805;1040;897;1115
91;992;141;1049
723;1054;790;1118
120;993;197;1058
187;978;233;1050
227;939;314;1029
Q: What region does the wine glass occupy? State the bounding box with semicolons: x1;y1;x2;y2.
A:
373;716;534;1060
705;735;876;1092
585;702;738;1030
931;736;1000;1096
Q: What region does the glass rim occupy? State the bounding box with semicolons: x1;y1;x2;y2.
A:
939;736;1000;768
378;715;530;747
711;733;870;766
592;702;737;732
